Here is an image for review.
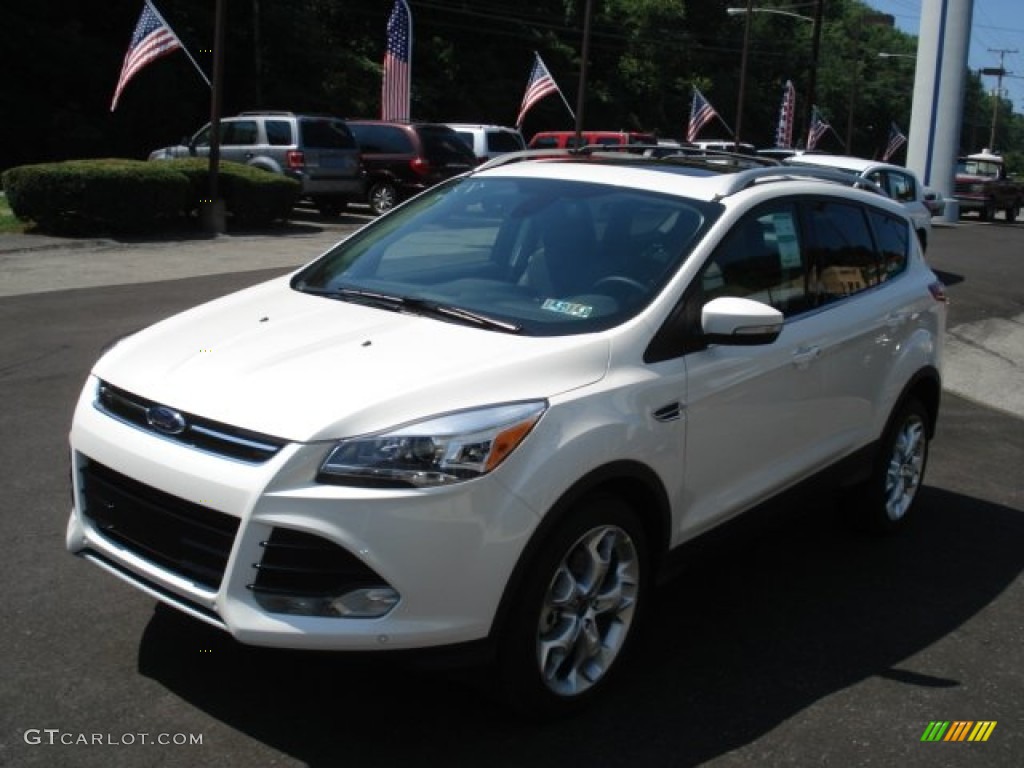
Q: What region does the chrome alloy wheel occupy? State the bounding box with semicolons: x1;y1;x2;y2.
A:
884;412;927;521
536;524;640;697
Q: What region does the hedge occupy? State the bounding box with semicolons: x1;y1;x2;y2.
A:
1;158;301;235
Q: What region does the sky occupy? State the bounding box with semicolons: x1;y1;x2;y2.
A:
865;0;1024;113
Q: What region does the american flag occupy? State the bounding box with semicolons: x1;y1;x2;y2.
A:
775;80;796;149
110;1;182;111
806;106;830;151
516;53;560;129
382;0;412;121
686;88;718;143
882;122;907;162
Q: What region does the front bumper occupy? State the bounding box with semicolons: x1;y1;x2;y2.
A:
66;377;539;650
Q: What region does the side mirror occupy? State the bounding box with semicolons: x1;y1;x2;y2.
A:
702;296;784;346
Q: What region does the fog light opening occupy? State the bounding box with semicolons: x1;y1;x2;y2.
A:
330;587;400;618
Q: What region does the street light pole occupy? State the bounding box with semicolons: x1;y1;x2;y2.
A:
728;4;815;148
803;0;824;148
574;0;594;145
734;0;753;149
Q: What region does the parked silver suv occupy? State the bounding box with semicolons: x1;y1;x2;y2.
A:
149;112;365;216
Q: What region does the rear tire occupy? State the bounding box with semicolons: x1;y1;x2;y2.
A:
497;495;648;717
367;181;398;216
846;398;931;533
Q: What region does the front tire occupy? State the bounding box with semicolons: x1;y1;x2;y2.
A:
848;398;931;533
497;495;648;717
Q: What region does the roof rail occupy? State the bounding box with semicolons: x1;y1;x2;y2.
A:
474;144;778;172
472;147;886;199
712;166;886;199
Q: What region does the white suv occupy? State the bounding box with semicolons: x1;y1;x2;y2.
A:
783;153;934;250
67;151;946;715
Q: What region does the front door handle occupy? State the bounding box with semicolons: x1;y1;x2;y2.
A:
792;345;822;368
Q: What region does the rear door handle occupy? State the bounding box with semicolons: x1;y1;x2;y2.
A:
885;312;909;328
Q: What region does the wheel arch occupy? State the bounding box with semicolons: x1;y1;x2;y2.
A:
889;365;942;440
488;460;671;639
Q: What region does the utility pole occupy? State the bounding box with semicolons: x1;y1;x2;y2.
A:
985;48;1017;150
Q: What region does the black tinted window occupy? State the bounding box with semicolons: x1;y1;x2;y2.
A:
486;131;524;152
417;126;477;163
867;208;910;279
265;120;293;146
806;200;881;301
350;124;414;154
299;119;356;149
222;120;258;145
701;202;810;316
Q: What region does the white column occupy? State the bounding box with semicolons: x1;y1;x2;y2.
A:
907;0;973;222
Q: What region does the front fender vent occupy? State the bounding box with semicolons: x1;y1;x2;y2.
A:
653;402;683;423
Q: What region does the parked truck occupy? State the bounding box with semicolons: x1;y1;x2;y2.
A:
954;149;1024;222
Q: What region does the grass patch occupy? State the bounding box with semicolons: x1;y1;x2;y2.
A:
0;192;30;234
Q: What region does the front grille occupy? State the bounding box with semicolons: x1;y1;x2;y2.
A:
96;381;285;464
249;527;386;598
81;460;239;590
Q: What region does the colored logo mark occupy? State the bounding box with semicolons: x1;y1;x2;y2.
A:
921;721;997;742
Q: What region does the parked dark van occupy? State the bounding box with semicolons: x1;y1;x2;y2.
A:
346;121;478;215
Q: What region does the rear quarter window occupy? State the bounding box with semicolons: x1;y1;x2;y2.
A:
486;131;524;153
866;208;910;279
351;124;414;154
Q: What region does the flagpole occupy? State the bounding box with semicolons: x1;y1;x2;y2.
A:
146;0;211;87
202;0;227;234
573;0;594;143
543;52;576;122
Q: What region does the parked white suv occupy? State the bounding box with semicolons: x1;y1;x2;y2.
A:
67;151;946;715
445;123;526;161
783;153;934;250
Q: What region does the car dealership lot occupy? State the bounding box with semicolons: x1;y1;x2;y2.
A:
0;218;1021;766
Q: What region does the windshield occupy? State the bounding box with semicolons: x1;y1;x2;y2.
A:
292;175;717;336
957;160;1001;178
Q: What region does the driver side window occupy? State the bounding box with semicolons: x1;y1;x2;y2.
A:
700;202;810;317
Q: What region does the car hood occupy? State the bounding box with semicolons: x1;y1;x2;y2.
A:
93;277;610;442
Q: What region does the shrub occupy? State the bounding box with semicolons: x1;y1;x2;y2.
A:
1;158;301;235
2;159;190;234
163;158;300;227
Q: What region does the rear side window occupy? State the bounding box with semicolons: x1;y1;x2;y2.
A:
265;120;293;146
299;119;357;149
350;124;414;154
805;200;883;301
418;127;477;163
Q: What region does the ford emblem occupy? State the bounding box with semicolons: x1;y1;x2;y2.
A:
146;405;187;435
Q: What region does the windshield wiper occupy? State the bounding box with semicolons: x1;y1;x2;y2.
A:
418;302;522;334
313;286;522;334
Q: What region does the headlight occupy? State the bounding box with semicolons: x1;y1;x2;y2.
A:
318;401;547;488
